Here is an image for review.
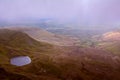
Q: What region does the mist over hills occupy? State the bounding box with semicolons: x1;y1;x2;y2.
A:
1;18;120;31
1;0;120;80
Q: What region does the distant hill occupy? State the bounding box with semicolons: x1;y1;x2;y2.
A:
95;30;120;54
101;30;120;41
4;26;78;46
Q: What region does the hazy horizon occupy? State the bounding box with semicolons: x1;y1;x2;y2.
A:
0;0;120;26
1;1;120;80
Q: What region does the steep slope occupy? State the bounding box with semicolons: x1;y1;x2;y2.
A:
0;29;54;57
4;26;78;46
0;29;61;80
0;29;120;80
96;30;120;54
0;67;31;80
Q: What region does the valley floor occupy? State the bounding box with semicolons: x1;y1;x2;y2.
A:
0;28;120;80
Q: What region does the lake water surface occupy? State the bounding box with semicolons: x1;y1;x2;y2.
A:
10;56;31;66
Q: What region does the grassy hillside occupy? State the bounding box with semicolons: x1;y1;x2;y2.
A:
0;29;120;80
0;29;60;80
4;27;78;46
96;30;120;55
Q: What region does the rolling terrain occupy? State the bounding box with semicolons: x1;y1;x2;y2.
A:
4;26;78;46
0;28;120;80
95;30;120;55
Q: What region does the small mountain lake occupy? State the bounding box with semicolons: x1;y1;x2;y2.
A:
10;56;31;66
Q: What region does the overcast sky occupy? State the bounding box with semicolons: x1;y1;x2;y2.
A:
0;0;120;26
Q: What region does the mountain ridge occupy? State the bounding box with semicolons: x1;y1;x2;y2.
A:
3;26;78;46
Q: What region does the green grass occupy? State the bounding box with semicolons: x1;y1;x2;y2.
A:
98;41;120;54
0;29;120;80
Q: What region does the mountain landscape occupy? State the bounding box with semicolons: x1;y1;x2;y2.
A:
1;0;120;80
4;26;78;46
0;26;120;80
